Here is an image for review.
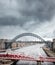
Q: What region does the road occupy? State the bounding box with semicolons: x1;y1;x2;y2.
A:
12;44;54;65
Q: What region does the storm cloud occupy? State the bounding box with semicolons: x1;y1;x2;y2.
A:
20;0;55;21
0;0;55;39
0;0;55;26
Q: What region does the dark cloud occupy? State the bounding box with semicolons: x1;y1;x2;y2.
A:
20;0;55;21
0;0;55;26
0;16;30;26
0;0;55;39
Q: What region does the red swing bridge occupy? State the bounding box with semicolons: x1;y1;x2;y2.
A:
0;53;55;62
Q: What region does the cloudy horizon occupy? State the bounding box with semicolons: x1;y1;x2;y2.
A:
0;0;55;40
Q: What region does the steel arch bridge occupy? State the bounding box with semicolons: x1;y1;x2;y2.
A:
11;33;45;42
5;33;46;49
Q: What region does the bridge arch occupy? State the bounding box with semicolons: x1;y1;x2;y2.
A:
11;33;45;42
6;33;46;49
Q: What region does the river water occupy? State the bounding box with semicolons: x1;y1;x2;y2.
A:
13;44;54;65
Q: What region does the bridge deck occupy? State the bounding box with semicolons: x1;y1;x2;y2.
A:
0;53;55;62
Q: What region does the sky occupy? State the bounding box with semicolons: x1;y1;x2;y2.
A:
0;0;55;40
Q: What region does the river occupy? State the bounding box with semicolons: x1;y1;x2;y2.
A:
12;44;54;65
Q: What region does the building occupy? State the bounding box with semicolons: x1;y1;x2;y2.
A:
53;39;55;52
0;39;8;50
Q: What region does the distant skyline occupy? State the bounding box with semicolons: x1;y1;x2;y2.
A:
0;0;55;40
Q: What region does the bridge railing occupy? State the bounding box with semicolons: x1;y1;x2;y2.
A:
0;53;55;62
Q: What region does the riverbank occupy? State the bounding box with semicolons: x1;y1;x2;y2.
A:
43;47;55;57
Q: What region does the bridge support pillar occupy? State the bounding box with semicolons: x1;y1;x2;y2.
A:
37;61;41;65
5;42;12;49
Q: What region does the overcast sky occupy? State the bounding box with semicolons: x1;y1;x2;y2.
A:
0;0;55;40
